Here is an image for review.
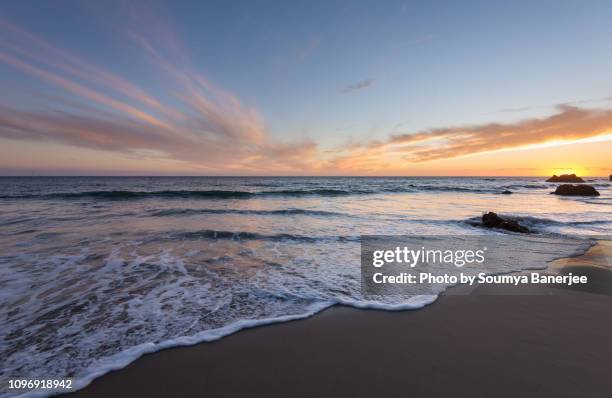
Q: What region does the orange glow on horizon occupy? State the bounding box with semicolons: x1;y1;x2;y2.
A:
547;167;586;177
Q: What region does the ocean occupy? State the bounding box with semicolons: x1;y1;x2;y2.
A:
1;176;610;396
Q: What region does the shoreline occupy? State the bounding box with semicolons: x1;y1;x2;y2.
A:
64;240;612;398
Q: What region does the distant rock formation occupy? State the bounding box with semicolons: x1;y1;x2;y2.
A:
551;184;600;196
482;212;529;233
546;174;584;183
501;190;512;194
609;174;611;181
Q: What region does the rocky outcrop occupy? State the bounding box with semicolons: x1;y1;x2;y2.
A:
609;174;611;181
482;212;529;233
501;190;512;195
551;184;600;196
546;174;584;183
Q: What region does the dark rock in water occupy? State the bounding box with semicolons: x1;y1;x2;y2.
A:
546;174;584;183
551;184;600;196
609;174;611;181
501;190;512;194
482;212;529;233
498;220;530;233
482;212;504;228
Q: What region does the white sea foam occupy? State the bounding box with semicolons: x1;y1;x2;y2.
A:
3;235;595;398
12;294;444;398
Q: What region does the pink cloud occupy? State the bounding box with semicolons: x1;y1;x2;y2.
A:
0;13;316;173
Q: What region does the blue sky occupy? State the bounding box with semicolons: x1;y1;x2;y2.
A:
1;0;611;175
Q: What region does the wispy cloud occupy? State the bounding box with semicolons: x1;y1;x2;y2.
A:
328;104;612;169
340;78;375;93
495;95;612;114
390;105;612;162
0;12;316;173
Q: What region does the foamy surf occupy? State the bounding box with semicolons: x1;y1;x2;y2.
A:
9;236;595;398
13;293;444;398
2;235;595;398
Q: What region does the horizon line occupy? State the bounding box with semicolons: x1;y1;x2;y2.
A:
0;174;609;178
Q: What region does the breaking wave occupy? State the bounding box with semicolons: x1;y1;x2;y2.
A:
146;208;349;217
0;186;515;200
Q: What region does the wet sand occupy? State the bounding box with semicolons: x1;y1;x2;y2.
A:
69;241;612;398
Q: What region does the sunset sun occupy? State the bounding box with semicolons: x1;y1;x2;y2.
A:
549;167;588;177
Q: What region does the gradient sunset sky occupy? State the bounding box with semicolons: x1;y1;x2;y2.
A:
1;0;611;176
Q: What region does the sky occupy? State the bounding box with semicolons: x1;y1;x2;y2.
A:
0;0;611;176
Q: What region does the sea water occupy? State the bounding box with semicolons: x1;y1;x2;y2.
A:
0;176;610;396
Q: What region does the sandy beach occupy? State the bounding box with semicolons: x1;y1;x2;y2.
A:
68;241;612;398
